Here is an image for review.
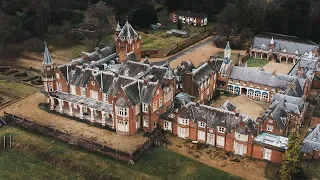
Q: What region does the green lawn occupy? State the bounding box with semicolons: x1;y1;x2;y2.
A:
217;52;269;67
246;57;269;67
140;22;215;50
0;126;241;180
0;80;38;99
0;150;83;180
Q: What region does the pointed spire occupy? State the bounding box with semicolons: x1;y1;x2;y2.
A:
308;51;313;59
116;22;121;32
43;41;52;65
225;41;231;50
270;37;274;45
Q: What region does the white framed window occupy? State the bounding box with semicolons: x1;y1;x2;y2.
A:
198;131;205;141
91;81;95;85
263;148;272;161
199;121;206;128
103;93;108;102
267;125;273;132
217;126;225;133
81;88;86;97
70;85;76;95
159;97;163;107
164;121;172;131
142;103;148;113
177;127;189;139
268;120;273;123
73;103;77;109
207;133;215;145
84;106;88;112
216;136;225;147
117;120;129;132
135;104;140;115
143;117;148;127
229;79;233;83
56;73;60;79
153;101;157;112
117;107;128;117
90;90;98;100
178;118;189;125
235;132;249;142
57;82;62;91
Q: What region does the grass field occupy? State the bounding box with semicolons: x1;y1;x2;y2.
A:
140;22;215;50
0;80;38;99
0;126;241;180
0;150;83;180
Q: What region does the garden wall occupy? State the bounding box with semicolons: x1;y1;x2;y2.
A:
4;113;151;162
141;30;214;58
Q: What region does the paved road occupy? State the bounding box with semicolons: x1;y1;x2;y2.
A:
165;36;219;63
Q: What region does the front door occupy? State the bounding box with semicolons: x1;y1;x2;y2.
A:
234;142;244;156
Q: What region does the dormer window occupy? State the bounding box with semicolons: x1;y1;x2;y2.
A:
143;103;148;113
117;107;128;117
199;122;206;128
218;126;225;133
91;81;95;85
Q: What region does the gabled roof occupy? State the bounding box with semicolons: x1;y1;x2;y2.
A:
43;42;52;64
301;124;320;153
179;102;257;134
191;62;215;86
174;10;207;18
116;22;121;32
252;32;319;55
230;66;306;90
262;93;304;130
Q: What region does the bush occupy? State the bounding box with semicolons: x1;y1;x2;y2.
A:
177;19;182;30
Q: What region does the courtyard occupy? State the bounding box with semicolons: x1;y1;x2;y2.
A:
211;94;270;120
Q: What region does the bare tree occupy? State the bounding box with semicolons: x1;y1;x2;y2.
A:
82;1;115;47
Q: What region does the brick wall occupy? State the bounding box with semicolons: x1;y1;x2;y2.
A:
252;144;284;164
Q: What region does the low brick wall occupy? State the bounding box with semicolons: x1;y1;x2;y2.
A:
141;30;214;58
4;113;151;162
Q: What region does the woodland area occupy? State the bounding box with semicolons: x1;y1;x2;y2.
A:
0;0;319;52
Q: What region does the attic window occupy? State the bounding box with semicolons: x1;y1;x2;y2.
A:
199;122;206;128
218;126;225;133
91;81;95;85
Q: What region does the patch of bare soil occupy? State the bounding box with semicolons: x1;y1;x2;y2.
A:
1;93;148;153
250;61;294;75
167;136;267;180
211;95;270;120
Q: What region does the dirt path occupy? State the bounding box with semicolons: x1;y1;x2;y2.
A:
1;93;148;153
167;136;267;180
211;95;269;120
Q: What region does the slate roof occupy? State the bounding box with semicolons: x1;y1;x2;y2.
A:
301;124;320;153
126;51;138;62
83;46;115;62
140;82;157;104
230;66;306;91
220;100;236;112
179;102;257;134
68;67;91;87
262;93;304;130
191;62;215;86
252;32;319;55
51;91;113;113
43;42;52;64
118;21;138;40
174;10;207;18
174;92;196;108
288;56;320;81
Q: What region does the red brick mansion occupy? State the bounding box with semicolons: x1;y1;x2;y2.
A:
42;23;320;163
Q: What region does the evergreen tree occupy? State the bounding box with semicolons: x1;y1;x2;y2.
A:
280;131;301;180
177;19;182;30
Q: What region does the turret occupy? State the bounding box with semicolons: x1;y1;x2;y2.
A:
219;41;232;76
224;41;231;60
115;21;141;63
42;42;56;93
115;22;121;37
269;37;275;49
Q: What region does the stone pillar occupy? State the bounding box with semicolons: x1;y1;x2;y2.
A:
79;105;84;119
255;53;257;58
89;108;95;122
286;57;288;63
260;92;263;101
68;102;73;116
58;99;63;113
101;112;106;126
50;97;54;110
260;54;262;59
